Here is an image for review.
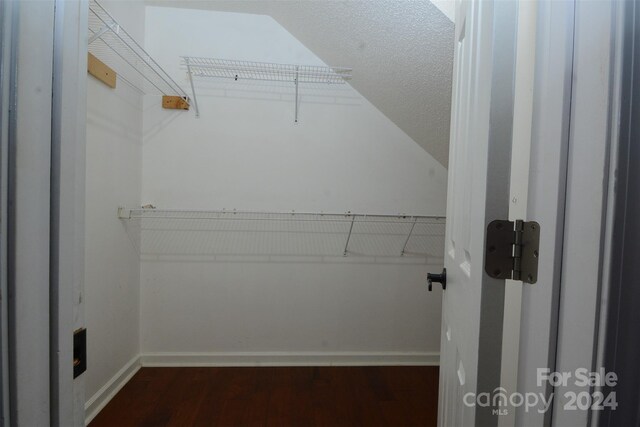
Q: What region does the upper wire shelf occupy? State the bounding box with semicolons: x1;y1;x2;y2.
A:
118;208;445;259
180;56;353;120
181;57;352;84
88;0;189;98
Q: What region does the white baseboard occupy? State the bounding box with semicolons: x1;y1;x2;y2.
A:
140;351;440;367
84;355;141;425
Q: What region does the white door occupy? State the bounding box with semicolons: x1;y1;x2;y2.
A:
436;1;518;425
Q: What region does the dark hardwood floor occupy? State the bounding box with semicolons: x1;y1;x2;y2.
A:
90;366;439;427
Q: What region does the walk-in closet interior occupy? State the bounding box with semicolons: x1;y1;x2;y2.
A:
83;0;453;423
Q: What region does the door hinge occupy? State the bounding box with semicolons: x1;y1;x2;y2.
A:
485;219;540;284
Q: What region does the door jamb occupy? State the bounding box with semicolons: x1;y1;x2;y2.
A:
516;1;624;425
51;0;88;425
6;1;56;425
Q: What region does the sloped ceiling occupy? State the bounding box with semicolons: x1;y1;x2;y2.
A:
146;0;454;166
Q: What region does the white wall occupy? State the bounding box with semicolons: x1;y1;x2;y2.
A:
84;0;144;405
139;7;448;361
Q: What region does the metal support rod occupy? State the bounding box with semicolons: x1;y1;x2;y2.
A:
294;66;299;123
401;217;418;256
343;216;355;256
185;57;200;118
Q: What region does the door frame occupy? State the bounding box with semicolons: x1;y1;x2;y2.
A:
6;0;56;425
598;1;640;424
51;0;88;425
513;1;576;425
515;0;625;425
550;1;622;425
3;0;87;425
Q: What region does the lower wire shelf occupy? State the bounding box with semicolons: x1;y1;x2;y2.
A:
118;207;445;259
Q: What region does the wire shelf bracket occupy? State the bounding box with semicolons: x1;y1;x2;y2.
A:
180;56;353;121
88;0;190;111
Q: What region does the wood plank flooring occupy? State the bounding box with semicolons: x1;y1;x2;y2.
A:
89;366;439;427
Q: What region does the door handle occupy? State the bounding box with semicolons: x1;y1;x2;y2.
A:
427;268;447;291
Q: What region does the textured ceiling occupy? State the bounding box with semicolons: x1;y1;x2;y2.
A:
146;0;454;166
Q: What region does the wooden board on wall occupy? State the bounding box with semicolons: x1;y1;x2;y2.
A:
162;96;190;110
87;52;116;88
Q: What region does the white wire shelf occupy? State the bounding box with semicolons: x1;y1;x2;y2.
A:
88;0;189;98
182;57;352;84
180;57;353;120
118;208;445;260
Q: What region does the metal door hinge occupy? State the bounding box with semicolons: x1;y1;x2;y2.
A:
485;219;540;284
